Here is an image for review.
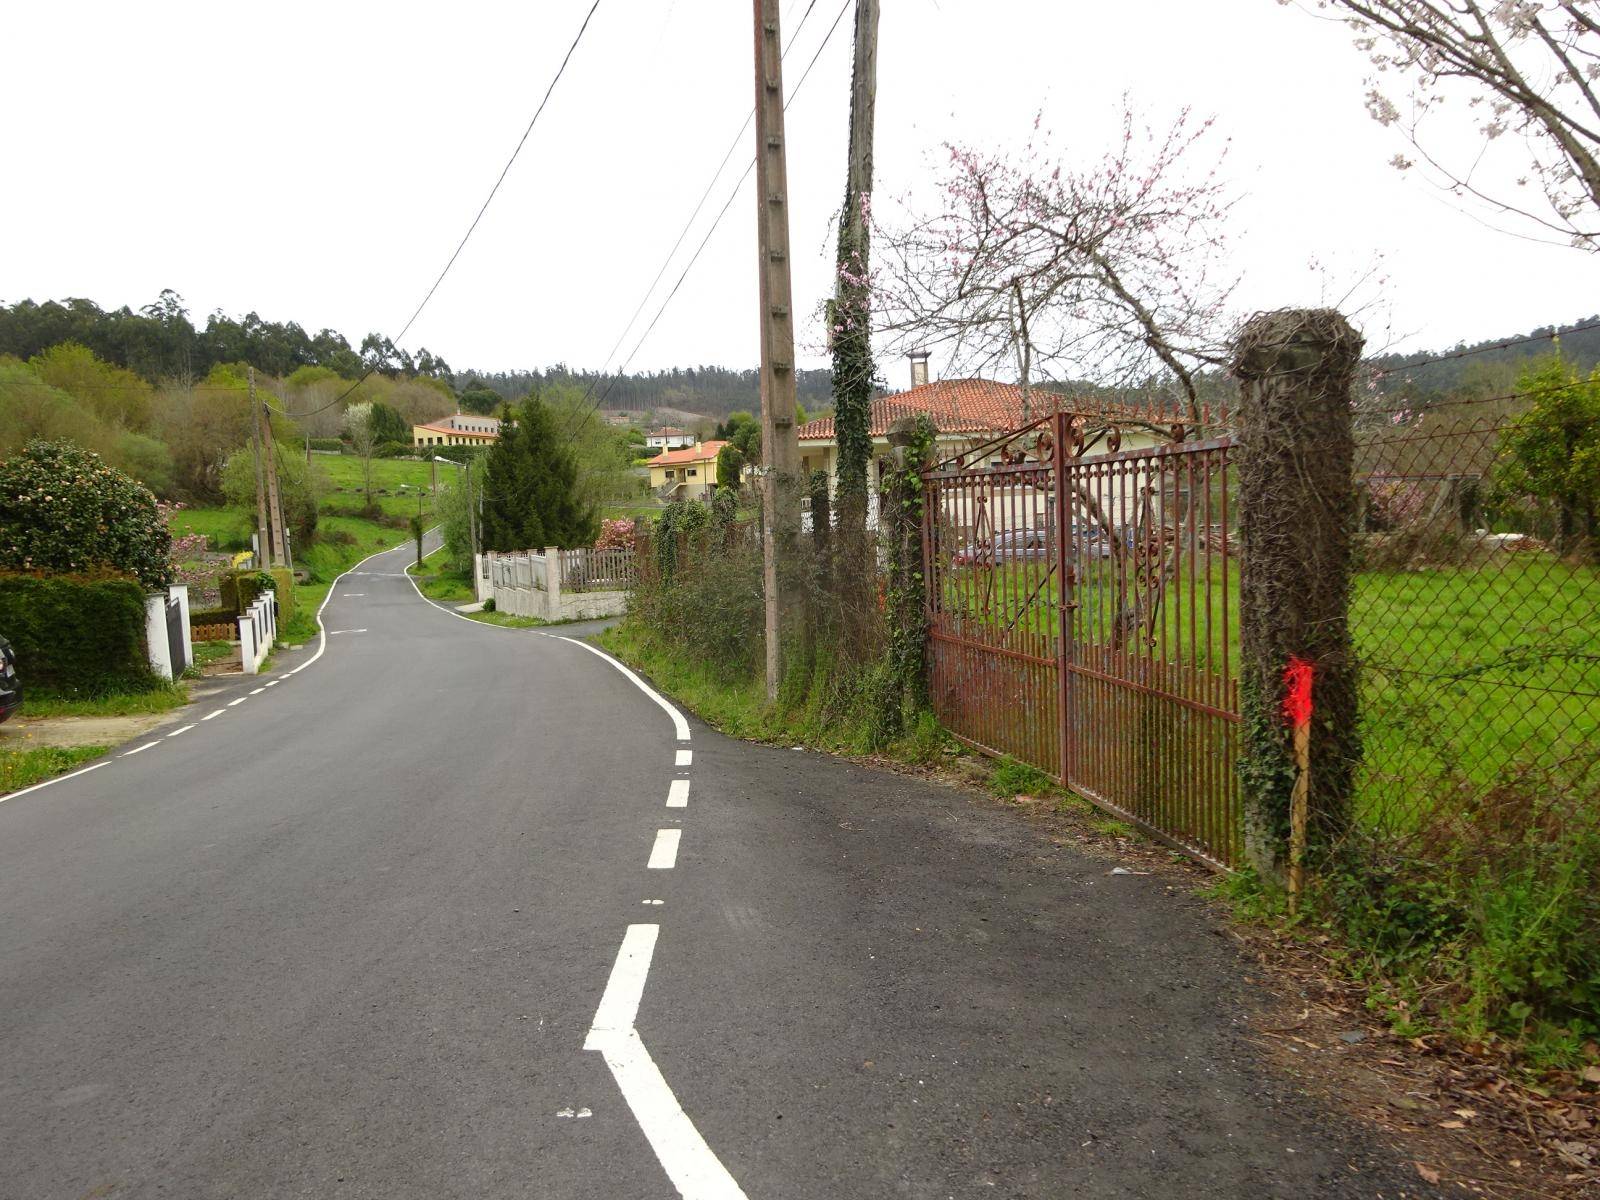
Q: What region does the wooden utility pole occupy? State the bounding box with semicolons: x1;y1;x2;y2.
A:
753;0;802;701
258;384;287;568
845;0;879;254
249;368;270;568
465;459;477;557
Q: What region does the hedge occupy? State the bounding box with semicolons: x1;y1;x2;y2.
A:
308;438;344;453
0;572;157;696
218;568;296;625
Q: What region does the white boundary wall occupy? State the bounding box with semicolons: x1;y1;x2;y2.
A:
238;593;277;674
483;547;630;622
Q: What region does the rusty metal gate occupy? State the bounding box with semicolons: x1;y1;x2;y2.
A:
923;410;1241;868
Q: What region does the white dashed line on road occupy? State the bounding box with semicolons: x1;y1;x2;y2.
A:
201;709;225;721
666;779;690;808
249;688;265;695
675;749;692;767
120;742;160;757
166;724;196;738
647;829;680;869
227;697;248;707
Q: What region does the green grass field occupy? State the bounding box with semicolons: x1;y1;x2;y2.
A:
169;505;254;553
1351;557;1600;829
937;549;1598;834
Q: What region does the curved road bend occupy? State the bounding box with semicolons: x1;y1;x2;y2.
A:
0;539;1438;1199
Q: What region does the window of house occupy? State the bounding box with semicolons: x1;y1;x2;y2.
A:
687;468;697;478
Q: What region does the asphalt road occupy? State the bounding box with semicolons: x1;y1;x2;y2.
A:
0;540;1440;1199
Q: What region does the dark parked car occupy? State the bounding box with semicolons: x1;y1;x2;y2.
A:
0;637;20;724
950;525;1112;567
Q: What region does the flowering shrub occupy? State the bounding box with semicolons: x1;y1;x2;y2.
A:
0;440;172;590
158;501;216;592
594;518;638;551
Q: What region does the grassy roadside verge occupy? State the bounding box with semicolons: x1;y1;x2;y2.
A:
595;620;946;762
406;546;475;604
19;685;189;720
0;744;108;792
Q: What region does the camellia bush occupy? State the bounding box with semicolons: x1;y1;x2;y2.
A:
0;439;172;590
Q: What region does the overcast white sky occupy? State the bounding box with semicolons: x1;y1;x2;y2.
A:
4;0;1597;381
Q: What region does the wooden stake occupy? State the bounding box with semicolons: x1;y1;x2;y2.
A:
1288;721;1310;914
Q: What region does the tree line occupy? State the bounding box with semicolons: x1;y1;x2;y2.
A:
0;292;451;384
459;364;835;420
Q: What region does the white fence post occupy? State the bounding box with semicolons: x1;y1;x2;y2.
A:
237;594;274;675
545;547;562;620
238;607;258;675
144;594;173;681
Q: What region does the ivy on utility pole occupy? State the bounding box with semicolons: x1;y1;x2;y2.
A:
830;0;880;649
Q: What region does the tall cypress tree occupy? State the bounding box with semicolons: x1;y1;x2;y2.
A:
480;395;598;551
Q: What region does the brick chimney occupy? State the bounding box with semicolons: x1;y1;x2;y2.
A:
909;349;930;389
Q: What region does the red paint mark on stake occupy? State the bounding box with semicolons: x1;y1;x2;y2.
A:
1282;656;1314;731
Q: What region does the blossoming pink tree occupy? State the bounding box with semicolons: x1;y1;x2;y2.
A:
872;104;1236;423
1312;0;1600;249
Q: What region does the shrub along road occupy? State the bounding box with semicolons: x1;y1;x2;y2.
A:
0;540;1442;1198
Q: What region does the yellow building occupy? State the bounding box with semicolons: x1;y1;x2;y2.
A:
412;413;500;448
646;440;727;500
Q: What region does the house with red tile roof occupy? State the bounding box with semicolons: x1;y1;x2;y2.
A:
645;440;728;500
796;361;1169;508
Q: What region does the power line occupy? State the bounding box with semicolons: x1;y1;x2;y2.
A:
554;0;852;450
1369;316;1600;381
581;0;823;402
268;0;605;422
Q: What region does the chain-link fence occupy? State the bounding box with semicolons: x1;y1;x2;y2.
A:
1348;390;1600;862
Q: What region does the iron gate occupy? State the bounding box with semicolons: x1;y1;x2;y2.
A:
923;411;1241;868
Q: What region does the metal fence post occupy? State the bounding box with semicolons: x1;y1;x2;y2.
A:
1052;410;1075;789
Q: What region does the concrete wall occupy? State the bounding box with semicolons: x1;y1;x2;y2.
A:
483;549;629;623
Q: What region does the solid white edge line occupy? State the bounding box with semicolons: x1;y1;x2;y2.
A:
666;779;690;808
398;564;693;747
288;534;430;678
555;637;690;742
675;749;692;767
0;761;109;804
647;828;681;869
585;925;748;1200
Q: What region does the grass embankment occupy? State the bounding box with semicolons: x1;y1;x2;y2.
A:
597;620;946;761
467;609;549;629
0;744;107;792
406;545;475;604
